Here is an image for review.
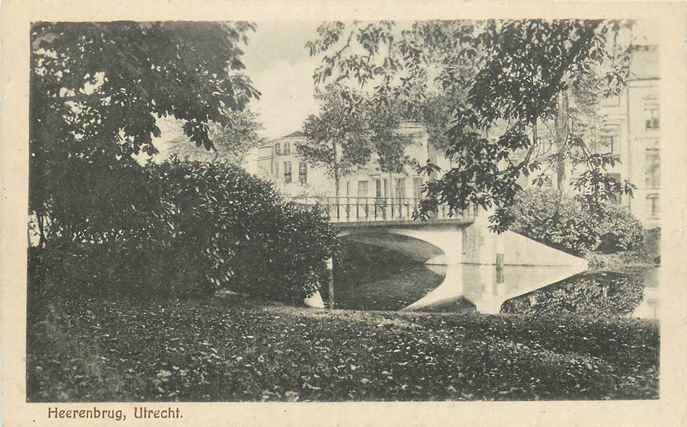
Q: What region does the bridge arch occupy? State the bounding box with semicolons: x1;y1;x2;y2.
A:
336;223;465;266
334;224;468;311
338;230;444;264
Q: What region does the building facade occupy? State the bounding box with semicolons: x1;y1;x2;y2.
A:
596;45;660;228
255;124;448;207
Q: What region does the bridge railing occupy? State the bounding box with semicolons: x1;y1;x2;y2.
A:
287;196;477;224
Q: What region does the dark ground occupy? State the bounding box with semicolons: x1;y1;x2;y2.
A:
27;294;658;402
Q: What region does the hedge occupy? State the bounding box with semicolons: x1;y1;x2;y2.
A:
28;158;339;303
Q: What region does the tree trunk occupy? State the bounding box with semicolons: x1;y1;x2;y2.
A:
332;139;340;199
426;137;432;169
334;171;340;199
328;171;339;309
526;120;538;188
555;90;570;193
330;140;339;308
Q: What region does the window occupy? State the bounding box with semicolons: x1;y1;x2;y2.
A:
275;143;281;155
413;177;423;200
645;150;660;189
645;107;660;130
395;178;406;199
357;180;369;198
346;181;350;197
598;122;621;155
298;162;307;184
589;137;598;154
274;161;279;177
284;142;291;155
602;135;616;156
375;179;382;198
284;161;292;183
647;194;660;218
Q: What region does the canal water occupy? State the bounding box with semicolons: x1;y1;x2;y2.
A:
335;259;659;319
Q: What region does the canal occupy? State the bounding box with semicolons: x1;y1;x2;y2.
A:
334;242;659;319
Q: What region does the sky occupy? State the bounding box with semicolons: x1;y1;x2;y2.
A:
241;21;322;141
152;21;321;161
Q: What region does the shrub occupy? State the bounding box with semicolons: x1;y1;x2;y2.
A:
508;188;644;255
28;159;338;303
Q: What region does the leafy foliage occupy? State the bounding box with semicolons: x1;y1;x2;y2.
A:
27;296;658;401
29;160;339;302
367;91;416;174
162;111;264;164
298;84;414;195
30;21;260;246
508;188;644;255
306;20;638;230
299;85;374;193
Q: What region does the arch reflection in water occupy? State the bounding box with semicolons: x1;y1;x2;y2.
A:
404;264;586;314
334;256;585;314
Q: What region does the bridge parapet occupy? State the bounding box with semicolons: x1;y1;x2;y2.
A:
287;196;477;225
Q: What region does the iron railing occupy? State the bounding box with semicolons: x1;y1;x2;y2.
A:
288;196;477;224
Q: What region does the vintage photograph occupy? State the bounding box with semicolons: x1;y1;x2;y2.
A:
26;19;661;403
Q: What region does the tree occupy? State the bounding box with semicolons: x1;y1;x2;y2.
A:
298;84;374;200
161;110;263;164
298;84;414;308
30;22;260;246
365;89;416;199
306;20;638;230
208;110;263;164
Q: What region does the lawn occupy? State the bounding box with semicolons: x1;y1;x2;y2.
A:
27;295;659;402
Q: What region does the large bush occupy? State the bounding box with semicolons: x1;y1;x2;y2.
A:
29;159;338;303
508;188;643;255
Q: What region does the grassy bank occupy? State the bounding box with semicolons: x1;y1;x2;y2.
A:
28;295;658;402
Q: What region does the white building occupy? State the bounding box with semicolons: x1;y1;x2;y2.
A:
255;123;448;206
597;44;660;228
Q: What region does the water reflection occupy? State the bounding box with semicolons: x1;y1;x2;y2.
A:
335;261;659;319
407;264;586;314
334;264;444;311
502;268;659;320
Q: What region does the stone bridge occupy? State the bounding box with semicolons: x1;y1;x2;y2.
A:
293;196;588;312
